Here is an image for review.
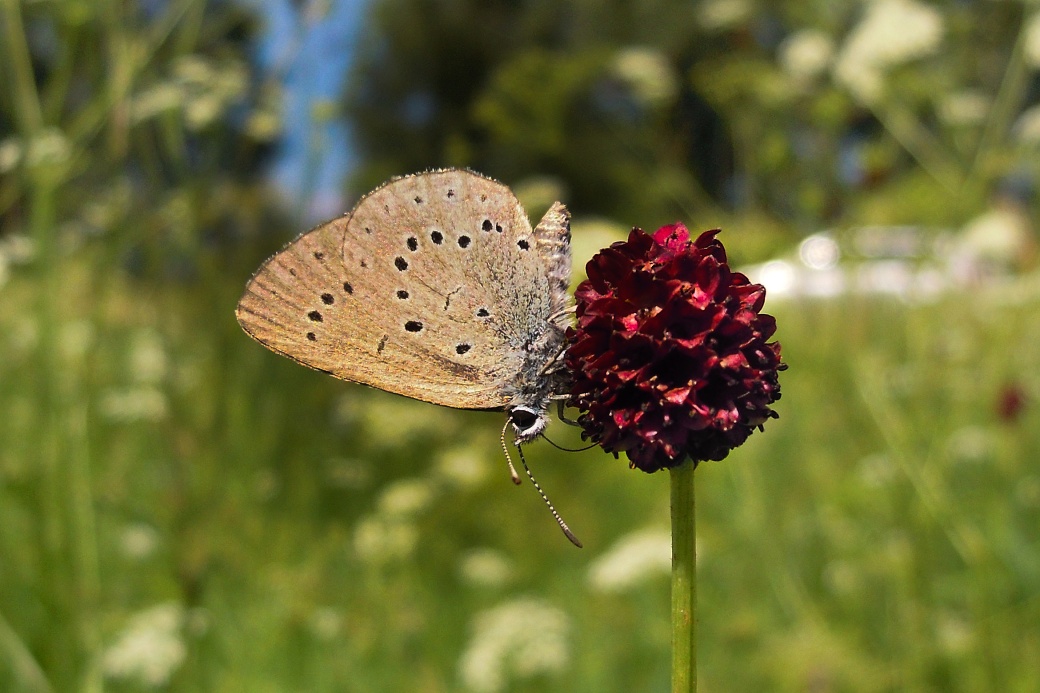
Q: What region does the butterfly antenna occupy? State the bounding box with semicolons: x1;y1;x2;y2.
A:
516;444;583;548
500;418;522;485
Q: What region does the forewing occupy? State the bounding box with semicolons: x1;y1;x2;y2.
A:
236;169;556;409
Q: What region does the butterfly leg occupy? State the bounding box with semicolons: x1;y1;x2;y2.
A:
555;397;581;427
548;306;576;326
537;339;571;377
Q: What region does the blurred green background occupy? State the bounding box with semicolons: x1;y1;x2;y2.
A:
2;0;1039;691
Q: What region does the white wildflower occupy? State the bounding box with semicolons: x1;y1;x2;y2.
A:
120;522;160;560
612;47;678;107
779;30;835;83
169;54;248;130
129;329;168;385
1025;12;1040;68
172;54;216;85
0;137;22;173
433;444;490;488
308;607;343;641
855;0;944;65
458;597;570;693
955;205;1034;275
854;260;916;297
458;548;513;588
130;83;182;124
1013;104;1040;145
587;527;671;593
185;94;223;130
834;0;944;103
99;387;169;423
698;0;752;31
834;47;884;103
938;90;989;126
336;391;459;445
353;516;417;564
25;127;71;170
376;477;435;517
102;602;186;688
799;232;841;271
1;234;37;265
946;426;994;464
936;612;975;656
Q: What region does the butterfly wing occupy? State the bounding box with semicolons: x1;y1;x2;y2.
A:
532;200;572;316
236;169;565;410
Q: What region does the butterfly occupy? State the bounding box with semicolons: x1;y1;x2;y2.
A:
235;169;580;544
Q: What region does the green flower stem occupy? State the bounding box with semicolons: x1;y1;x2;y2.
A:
670;461;697;693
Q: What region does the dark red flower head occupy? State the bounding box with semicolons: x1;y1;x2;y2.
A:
565;223;785;472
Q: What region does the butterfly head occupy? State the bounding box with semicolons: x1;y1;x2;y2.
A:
508;405;549;444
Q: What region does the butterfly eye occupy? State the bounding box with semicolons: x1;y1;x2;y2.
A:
509;407;541;436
